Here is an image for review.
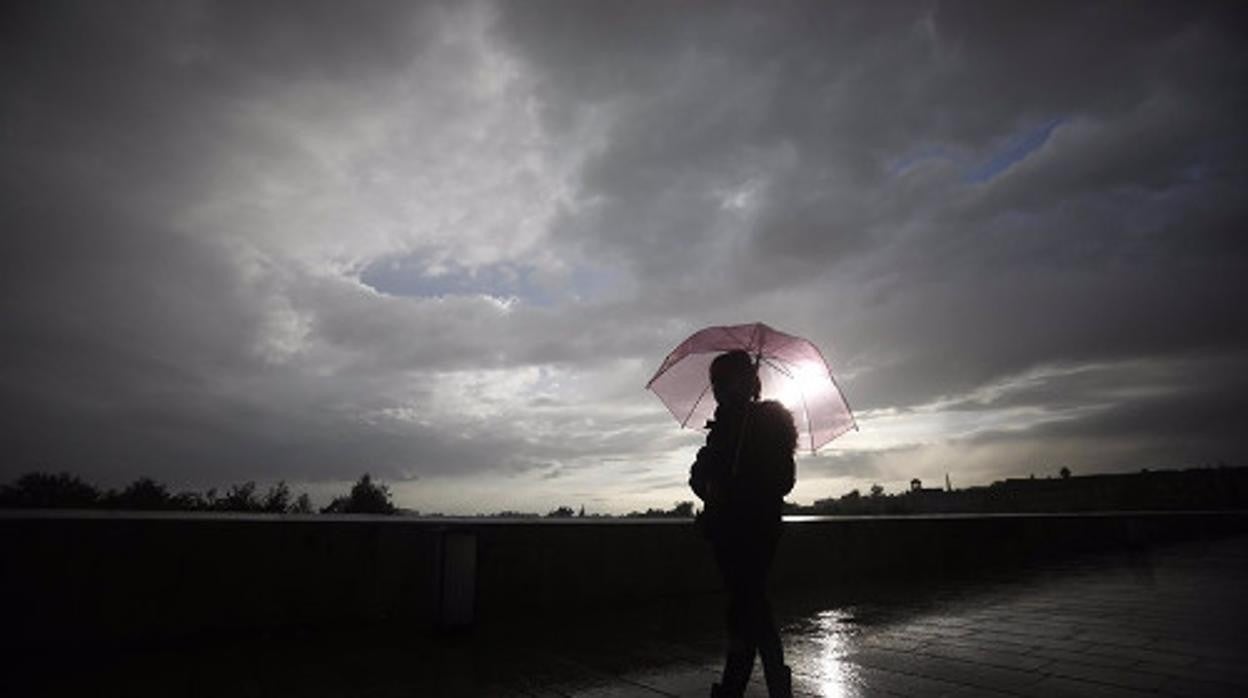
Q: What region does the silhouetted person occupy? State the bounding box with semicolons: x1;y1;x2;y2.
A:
690;350;797;698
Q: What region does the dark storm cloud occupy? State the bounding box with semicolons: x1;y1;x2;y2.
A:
499;1;1248;384
963;353;1248;448
490;0;1248;482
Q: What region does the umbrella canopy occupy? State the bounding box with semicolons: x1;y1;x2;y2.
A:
646;322;857;452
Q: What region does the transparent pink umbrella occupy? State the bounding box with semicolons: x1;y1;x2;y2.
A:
646;322;857;452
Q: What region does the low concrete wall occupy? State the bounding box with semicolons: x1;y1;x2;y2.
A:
1;513;441;650
2;511;1245;649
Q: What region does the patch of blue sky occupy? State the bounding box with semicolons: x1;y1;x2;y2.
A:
359;252;625;306
885;144;957;178
887;117;1067;184
963;117;1066;183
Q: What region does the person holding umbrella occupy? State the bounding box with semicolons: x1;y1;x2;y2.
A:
690;349;797;697
648;322;856;697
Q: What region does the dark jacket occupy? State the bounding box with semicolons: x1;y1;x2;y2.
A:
689;399;796;541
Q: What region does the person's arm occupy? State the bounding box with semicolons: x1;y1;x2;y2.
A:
689;421;731;502
689;444;712;501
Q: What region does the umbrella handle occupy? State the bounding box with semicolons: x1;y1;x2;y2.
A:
731;353;761;476
730;401;753;478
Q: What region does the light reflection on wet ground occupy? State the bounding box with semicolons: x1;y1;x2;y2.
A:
784;609;859;696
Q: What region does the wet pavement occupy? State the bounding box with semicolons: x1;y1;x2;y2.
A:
517;534;1248;698
12;534;1248;697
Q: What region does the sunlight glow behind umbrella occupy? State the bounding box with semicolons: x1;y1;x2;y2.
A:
772;361;830;412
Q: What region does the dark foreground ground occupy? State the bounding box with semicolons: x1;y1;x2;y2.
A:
8;534;1248;697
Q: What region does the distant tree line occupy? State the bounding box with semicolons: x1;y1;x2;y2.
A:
2;471;694;518
473;501;697;519
0;472;399;515
624;500;696;518
10;465;1244;518
789;464;1248;516
542;501;696;518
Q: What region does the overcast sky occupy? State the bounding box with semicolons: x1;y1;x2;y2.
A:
2;1;1246;513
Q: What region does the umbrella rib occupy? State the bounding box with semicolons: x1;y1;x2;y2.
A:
759;355;795;379
681;382;713;428
798;379;815;454
723;323;754;351
644;355;673;388
813;345;858;433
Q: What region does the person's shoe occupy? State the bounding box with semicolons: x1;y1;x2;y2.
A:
765;664;792;698
712;651;753;697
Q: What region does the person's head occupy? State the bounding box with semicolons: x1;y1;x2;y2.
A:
710;349;760;407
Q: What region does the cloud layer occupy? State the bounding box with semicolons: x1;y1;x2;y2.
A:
2;1;1246;512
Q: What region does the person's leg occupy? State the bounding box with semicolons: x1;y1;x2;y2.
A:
752;594;783;673
744;535;790;697
713;541;756;696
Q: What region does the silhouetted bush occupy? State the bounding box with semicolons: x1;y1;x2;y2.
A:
168;489;215;510
261;481;291;513
104;477;175;510
291;492;313;514
0;472;100;509
216;481;262;512
321;474;397;514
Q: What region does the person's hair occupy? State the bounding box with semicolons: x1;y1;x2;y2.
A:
710;349;761;402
